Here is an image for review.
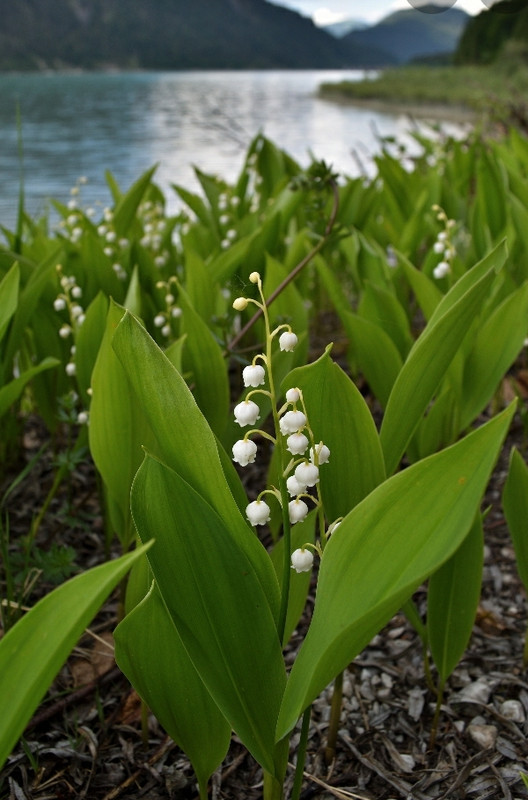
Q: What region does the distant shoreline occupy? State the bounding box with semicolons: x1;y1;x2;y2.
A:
317;90;479;125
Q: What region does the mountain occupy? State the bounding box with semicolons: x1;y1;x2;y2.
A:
0;0;354;71
341;5;469;66
322;19;369;39
454;0;528;64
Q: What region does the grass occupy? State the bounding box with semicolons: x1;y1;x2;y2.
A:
319;63;528;118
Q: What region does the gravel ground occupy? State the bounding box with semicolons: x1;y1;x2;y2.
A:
1;410;528;800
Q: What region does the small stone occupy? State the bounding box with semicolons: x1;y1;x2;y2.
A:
500;700;525;722
458;680;491;705
467;723;498;750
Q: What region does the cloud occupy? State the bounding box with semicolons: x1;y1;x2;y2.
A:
312;7;348;25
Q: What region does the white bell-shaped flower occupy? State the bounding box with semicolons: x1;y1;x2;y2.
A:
234;399;260;427
279;331;298;352
279;410;307;435
310;442;331;465
288;498;309;524
246;499;271;526
291;548;314;573
242;364;266;388
286;432;309;455
294;461;319;488
232;439;257;466
433;261;450;279
286;475;305;497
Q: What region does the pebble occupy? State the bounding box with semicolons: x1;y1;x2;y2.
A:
500;699;526;722
457;679;491;704
467;723;498;749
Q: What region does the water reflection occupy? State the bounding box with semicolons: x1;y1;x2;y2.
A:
0;70;463;227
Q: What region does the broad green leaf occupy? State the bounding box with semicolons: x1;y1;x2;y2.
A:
115;582;231;797
178;283;229;438
459;282;528;431
131;454;286;775
427;240;507;330
0;545;150;771
358;282;413;360
276;404;514;740
503;448;528;592
74;291;108;405
112;312;280;619
341;310;403;409
89;302;155;546
380;266;496;475
427;514;483;682
0;262;19;343
399;254;443;322
0;357;59;419
113;166;158;236
284;348;386;521
123;264;142;317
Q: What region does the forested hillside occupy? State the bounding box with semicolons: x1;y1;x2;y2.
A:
0;0;352;70
455;0;528;64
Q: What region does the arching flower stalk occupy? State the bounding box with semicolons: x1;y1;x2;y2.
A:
232;271;333;646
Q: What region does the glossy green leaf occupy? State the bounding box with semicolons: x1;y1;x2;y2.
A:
0;357;59;419
427;513;483;682
112;311;280;619
0;262;19;343
89;302;155;546
503;447;528;592
459;282;528;431
285;348;386;521
178;283;229;438
341;310;403;409
113;166;157;236
276;404;514;740
74;291;108;405
131;454;286;775
0;545;150;771
358;282;413;360
115;582;231;797
380;266;496;475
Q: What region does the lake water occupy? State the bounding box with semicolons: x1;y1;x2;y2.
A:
0;70;464;228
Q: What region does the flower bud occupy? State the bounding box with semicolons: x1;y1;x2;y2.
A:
234;399;260;427
154;314;165;327
65;362;76;376
249;271;260;284
232;439;258;466
246;499;271;526
279;410;307;435
242;364;266;388
285;387;300;403
286;432;309;455
279;331;298;352
294;461;319;488
53;297;66;311
288;498;309;524
291;547;314;573
233;297;248;311
310;442;331;465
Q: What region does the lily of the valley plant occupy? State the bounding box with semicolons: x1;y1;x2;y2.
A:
105;262;514;800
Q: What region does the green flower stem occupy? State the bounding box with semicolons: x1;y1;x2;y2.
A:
290;705;311;800
324;670;343;765
256;275;293;647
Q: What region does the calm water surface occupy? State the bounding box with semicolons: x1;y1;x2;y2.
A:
0;71;461;227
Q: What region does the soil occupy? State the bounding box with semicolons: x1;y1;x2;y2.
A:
1;384;528;800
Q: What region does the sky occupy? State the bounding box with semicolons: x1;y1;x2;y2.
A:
268;0;486;25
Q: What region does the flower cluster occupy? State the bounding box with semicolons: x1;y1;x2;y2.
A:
231;271;332;576
432;205;456;280
153;278;182;339
53;265;86;377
